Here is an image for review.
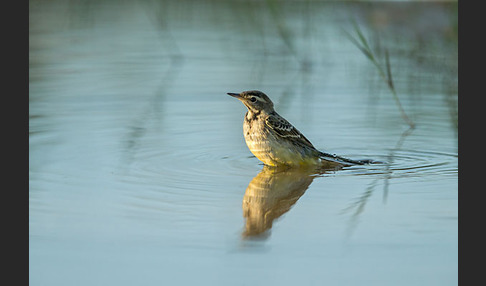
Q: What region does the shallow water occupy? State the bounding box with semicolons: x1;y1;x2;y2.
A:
30;1;457;285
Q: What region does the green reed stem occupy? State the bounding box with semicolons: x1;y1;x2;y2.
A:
344;22;415;129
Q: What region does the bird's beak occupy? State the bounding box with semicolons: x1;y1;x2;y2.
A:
227;92;242;99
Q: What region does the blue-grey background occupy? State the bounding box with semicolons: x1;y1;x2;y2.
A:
30;1;458;285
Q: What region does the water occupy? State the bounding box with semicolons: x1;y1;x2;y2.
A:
29;1;458;285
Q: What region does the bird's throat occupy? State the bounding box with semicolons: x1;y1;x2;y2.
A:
245;110;261;122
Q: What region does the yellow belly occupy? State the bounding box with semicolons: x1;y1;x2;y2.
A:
243;115;320;167
245;139;320;167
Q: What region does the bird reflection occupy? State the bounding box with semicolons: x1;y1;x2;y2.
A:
242;165;337;239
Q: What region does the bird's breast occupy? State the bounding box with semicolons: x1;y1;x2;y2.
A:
242;117;319;167
243;118;274;165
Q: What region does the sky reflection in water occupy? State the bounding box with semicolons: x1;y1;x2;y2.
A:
30;1;457;285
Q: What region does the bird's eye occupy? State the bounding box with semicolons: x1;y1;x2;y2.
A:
250;97;257;102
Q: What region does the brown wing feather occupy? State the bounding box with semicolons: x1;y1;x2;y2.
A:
265;114;316;150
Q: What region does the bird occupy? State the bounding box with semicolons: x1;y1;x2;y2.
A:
227;90;374;168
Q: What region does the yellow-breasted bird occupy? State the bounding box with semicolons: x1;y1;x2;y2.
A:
228;90;374;167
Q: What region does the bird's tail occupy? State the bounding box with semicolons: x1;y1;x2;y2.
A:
318;151;381;165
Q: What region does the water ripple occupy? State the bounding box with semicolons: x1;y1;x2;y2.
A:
339;148;457;180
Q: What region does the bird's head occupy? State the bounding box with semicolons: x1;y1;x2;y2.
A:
227;90;274;113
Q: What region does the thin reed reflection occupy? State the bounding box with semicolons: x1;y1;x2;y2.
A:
341;126;415;237
242;165;332;239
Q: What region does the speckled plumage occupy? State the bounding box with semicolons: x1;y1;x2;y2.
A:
243;110;321;166
228;90;370;167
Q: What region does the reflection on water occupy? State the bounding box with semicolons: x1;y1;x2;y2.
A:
243;165;328;239
339;126;456;237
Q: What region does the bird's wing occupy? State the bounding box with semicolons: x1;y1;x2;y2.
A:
265;113;316;150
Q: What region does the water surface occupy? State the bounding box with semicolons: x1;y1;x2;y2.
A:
30;1;458;285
